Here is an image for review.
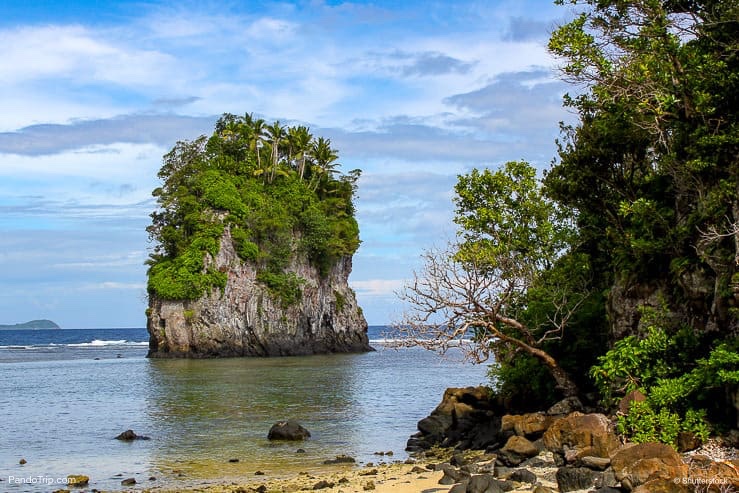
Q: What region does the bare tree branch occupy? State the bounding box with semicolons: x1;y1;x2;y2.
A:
391;241;582;397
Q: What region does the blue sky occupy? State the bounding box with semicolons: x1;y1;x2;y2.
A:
0;0;576;328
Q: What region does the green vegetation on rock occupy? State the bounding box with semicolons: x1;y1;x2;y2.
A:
146;113;361;303
541;0;739;434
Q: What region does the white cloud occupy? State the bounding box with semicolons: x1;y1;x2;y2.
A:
95;282;147;290
0;25;176;85
244;17;298;41
0;142;163;190
351;279;405;297
53;251;146;270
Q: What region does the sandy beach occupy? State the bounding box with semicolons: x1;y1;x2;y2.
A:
148;461;448;493
142;447;564;493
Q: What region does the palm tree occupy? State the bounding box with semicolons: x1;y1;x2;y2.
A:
266;120;287;183
243;113;267;180
287;125;313;180
309;137;340;191
312;137;340;174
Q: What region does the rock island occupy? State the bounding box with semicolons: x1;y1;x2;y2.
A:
145;113;370;357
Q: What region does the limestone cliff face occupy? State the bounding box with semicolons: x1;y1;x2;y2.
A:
607;265;739;342
147;228;371;357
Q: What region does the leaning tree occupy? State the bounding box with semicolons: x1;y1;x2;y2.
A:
394;161;589;398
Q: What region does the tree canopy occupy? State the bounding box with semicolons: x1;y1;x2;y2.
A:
146;113;361;303
544;0;739;435
396;0;738;430
396;162;588;398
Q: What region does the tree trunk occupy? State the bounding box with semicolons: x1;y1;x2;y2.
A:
489;317;580;398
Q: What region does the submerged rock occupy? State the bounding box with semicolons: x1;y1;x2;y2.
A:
323;455;356;464
115;429;150;441
66;475;89;486
268;421;311;441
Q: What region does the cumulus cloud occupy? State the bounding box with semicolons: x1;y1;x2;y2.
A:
0;25;178;85
358;50;476;77
402;52;475;76
0;115;215;156
326;123;504;164
443;69;574;164
152;96;202;108
351;279;405;297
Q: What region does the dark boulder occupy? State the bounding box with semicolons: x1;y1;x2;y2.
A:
407;387;505;452
115;429;150;441
312;480;334;489
546;397;583;415
556;466;602;492
449;482;470;493
508;469;537;484
498;435;539;465
676;431;701;452
467;474;509;493
267;420;311;441
439;464;471;485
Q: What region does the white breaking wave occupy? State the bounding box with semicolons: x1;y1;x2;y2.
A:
0;340;149;350
369;338;472;346
67;340;148;347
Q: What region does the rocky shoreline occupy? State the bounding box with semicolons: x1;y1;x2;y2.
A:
404;387;739;493
45;387;738;493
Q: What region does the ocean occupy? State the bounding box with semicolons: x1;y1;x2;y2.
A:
0;326;489;492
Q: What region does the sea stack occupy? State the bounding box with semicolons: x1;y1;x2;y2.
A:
147;229;370;357
145;113;371;358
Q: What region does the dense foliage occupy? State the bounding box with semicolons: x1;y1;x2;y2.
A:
146;113;361;304
406;0;738;433
541;0;739;430
591;303;738;445
486;0;739;432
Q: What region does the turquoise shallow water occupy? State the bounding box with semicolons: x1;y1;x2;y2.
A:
0;327;489;491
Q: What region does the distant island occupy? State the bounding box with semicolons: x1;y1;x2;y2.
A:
0;319;61;330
